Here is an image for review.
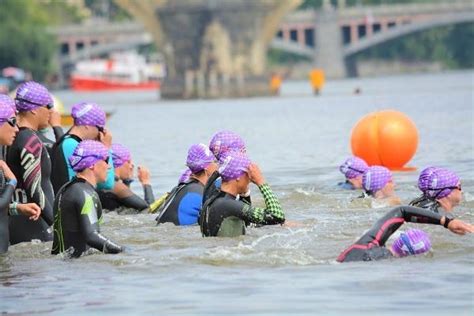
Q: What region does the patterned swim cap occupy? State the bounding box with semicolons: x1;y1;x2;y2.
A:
15;81;53;112
178;168;192;184
71;102;106;127
209;130;246;161
218;151;251;182
0;95;16;120
418;166;440;193
111;143;131;168
339;156;368;179
391;229;431;257
362;166;392;193
186;143;216;174
420;167;460;199
69;140;109;172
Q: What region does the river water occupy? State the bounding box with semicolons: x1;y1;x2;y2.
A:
1;71;473;315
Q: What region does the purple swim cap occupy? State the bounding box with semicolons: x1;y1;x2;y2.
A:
186;143;216;174
339;156;368;179
209;130;246;161
15;81;53;112
391;229;431;257
421;167;460;199
362;166;392;193
418;166;440;192
69;140;109;172
178;168;192;183
0;95;16;120
71;102;106;127
218;151;251;182
111;143;131;168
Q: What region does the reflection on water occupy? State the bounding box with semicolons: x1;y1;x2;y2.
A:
1;71;473;315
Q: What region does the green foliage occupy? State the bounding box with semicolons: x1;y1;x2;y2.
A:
268;48;312;66
357;23;474;69
0;0;57;81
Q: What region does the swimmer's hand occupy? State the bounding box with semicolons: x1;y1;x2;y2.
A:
248;163;265;186
49;110;61;127
99;129;113;148
17;203;41;221
103;239;123;254
282;220;303;228
137;166;151;186
447;219;474;235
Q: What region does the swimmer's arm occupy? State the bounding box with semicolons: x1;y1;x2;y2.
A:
113;181;149;212
243;184;285;225
399;205;443;225
78;208;122;254
0;181;15;211
52;126;64;141
97;151;115;190
143;184;155;205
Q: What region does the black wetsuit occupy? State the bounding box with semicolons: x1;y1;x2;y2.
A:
98;179;154;213
200;183;285;237
37;126;64;158
337;181;356;190
0;167;15;254
52;177;123;258
337;206;446;263
5;127;54;244
155;179;204;225
50;133;82;194
409;195;441;213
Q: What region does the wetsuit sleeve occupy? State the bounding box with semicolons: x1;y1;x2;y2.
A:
356;205;444;247
242;183;285;225
0;180;15;211
143;184;155;205
96;151;115;190
78;195;122;254
62;137;79;181
17;133;54;225
52;126;64;141
112;181;150;211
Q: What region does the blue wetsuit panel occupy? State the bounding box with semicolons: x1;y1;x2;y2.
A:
177;192;202;225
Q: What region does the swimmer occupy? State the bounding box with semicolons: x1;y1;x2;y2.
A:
337;205;474;262
409;166;462;214
98;143;155;213
6;82;55;244
338;156;368;190
0;96;41;253
156;143;217;225
200;151;285;237
361;166;401;205
51;140;123;257
50;102;115;194
202;130;248;206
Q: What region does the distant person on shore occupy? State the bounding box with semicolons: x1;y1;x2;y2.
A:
409;166;462;214
98;143;155;214
309;69;325;95
52;140;123;258
156;143;217;225
200;151;285;237
361;166;401;205
337;205;473;263
338;156;368;190
50;101;114;194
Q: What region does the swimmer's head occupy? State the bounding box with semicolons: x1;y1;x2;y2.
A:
362;166;393;196
178;168;192;184
420;167;461;200
209;130;246;161
69;140;109;175
391;229;431;257
111;143;132;168
218;151;251;182
418;166;440;193
186;143;217;174
71;101;106;128
339;156;368;179
15;81;53;112
0;95;18;146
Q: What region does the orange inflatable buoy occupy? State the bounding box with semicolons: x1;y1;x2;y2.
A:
350;110;418;170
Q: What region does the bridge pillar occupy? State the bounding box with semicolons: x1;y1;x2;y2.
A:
156;1;297;99
313;5;347;78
